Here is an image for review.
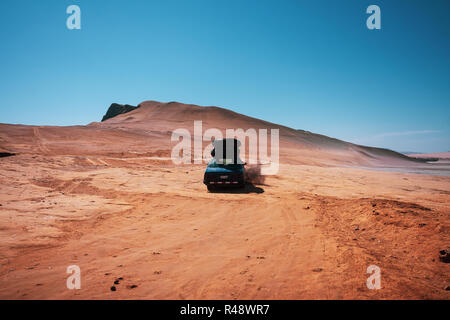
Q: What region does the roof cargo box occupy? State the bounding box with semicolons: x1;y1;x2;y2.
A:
211;139;243;164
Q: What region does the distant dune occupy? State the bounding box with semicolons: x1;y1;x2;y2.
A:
0;100;429;167
407;152;450;160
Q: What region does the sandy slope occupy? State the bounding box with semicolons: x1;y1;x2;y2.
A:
0;101;428;167
0;101;448;299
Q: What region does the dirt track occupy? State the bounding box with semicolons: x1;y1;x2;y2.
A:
0;154;448;299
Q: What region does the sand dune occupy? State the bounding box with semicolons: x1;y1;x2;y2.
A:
0;101;448;299
0;101;430;167
95;101;426;167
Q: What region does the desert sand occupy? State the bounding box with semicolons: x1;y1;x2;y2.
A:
0;101;448;299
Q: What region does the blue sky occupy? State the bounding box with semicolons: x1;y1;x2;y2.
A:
0;0;449;153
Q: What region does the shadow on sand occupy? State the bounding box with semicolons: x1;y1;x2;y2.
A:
209;182;264;194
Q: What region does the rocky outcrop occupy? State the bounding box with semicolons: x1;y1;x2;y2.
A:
101;103;139;122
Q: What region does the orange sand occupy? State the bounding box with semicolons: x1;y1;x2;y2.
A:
0;101;448;299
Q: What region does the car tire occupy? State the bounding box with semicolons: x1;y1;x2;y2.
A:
207;185;215;192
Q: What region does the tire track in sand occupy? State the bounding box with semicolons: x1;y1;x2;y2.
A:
33;127;50;154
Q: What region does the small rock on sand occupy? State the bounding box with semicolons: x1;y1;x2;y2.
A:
439;248;450;263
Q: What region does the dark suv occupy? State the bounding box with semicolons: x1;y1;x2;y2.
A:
203;159;245;191
203;139;245;191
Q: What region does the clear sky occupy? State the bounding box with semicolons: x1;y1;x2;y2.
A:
1;0;449;153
